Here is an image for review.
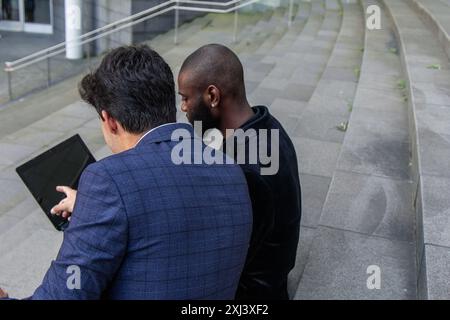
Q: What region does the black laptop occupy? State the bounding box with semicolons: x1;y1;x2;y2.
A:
16;134;96;231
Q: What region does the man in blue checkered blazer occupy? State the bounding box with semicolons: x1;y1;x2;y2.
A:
7;46;253;300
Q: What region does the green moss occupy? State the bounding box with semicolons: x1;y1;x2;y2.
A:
397;79;406;90
427;64;441;70
337;121;349;132
388;47;398;54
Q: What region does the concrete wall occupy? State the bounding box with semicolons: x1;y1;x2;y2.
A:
94;0;133;55
52;0;95;43
51;0;131;56
53;0;65;42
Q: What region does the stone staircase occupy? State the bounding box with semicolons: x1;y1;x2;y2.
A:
0;0;449;299
295;0;416;299
383;0;450;300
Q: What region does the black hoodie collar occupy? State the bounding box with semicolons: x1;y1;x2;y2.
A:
240;106;271;131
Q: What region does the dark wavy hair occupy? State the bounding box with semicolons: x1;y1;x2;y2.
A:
79;45;176;134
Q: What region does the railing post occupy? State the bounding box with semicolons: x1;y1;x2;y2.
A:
174;1;179;45
233;3;239;43
47;55;51;87
288;0;294;27
86;43;91;68
7;70;12;101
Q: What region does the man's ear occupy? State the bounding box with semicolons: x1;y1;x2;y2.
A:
101;110;119;135
205;85;221;109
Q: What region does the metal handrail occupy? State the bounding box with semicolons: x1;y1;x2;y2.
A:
4;0;244;68
4;0;295;100
5;0;177;69
178;0;244;7
4;0;256;71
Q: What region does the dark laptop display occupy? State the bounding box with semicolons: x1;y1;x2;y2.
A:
16;134;96;231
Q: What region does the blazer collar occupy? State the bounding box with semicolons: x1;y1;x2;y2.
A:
135;122;194;147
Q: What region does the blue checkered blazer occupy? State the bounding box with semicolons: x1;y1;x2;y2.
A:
31;123;252;300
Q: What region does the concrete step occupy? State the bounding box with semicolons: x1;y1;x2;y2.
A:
234;7;286;50
169;6;289;63
266;0;326;59
248;0;329;108
239;5;291;54
239;4;305;56
294;0;416;300
152;9;287;77
410;0;450;60
0;213;62;299
283;0;364;298
252;4;311;64
238;2;313;96
149;15;213;50
383;0;450;300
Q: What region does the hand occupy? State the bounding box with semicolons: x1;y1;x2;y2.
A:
51;186;77;220
0;287;8;299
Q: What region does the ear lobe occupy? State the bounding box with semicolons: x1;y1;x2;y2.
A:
207;85;220;108
109;118;119;134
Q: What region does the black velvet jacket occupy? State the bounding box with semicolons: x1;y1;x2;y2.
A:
226;106;302;300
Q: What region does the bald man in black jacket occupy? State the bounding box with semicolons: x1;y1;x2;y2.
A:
177;44;302;300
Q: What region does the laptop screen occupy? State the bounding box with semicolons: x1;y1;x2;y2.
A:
16;134;96;231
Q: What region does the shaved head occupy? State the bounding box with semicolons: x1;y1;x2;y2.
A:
179;44;247;101
178;44;254;134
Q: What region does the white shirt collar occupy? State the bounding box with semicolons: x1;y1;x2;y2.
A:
134;122;178;148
